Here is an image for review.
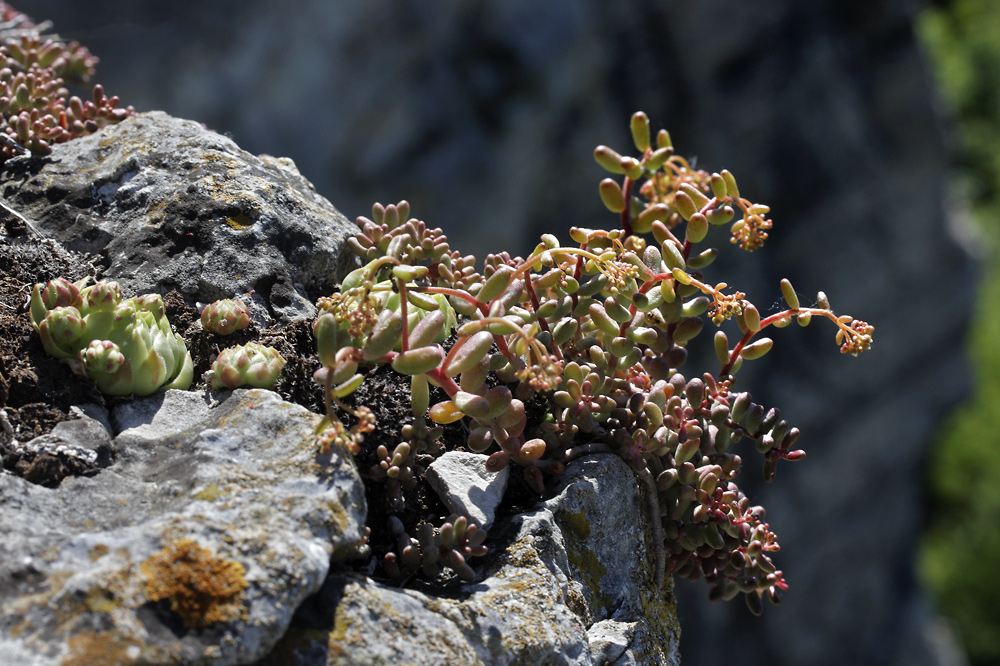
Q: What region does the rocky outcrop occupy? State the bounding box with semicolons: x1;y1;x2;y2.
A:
0;113;680;664
2;385;677;665
35;2;969;663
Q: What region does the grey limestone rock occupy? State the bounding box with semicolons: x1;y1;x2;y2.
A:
0;388;366;666
1;111;358;325
425;451;509;530
255;453;680;666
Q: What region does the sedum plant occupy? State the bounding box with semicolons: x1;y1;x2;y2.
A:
29;277;193;396
314;112;873;612
0;25;133;163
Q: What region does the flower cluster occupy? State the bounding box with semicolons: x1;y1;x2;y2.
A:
312;112;873;609
0;14;133;163
29;277;194;396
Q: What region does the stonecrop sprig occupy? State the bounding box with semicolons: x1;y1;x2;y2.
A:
313;112;873;612
0;25;133;162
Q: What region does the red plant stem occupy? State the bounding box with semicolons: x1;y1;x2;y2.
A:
720;329;754;377
620;177;634;237
397;278;410;353
523;273;551;335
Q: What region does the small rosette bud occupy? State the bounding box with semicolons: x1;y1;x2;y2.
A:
210;342;285;390
201;299;251;335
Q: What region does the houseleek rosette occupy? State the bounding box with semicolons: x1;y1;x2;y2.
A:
30;277;194;396
210;342;285;390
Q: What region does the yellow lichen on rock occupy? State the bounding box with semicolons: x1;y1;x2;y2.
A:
141;538;248;628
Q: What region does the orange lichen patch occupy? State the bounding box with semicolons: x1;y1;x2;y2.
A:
141;538;248;628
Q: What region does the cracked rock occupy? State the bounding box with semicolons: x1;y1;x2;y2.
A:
0;388;366;666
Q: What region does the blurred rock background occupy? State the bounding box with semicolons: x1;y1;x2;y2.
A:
22;0;982;664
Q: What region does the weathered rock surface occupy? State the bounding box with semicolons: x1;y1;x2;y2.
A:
0;111;357;325
425;451;509;530
0;388;366;666
255;454;679;666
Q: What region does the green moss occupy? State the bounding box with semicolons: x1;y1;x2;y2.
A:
558;508;611;615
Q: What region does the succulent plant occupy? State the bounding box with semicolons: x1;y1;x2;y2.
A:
312;112;873;608
383;515;488;581
209;342;285;390
0;24;133;163
29;277;193;396
200;298;251;335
